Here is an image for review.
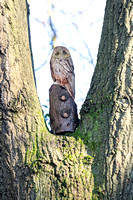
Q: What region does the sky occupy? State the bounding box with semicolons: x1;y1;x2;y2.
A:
29;0;106;128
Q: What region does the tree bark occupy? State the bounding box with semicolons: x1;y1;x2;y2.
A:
0;0;132;200
0;1;93;199
0;0;47;199
81;0;133;199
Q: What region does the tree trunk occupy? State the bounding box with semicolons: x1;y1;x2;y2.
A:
0;0;47;199
81;0;133;199
0;0;132;200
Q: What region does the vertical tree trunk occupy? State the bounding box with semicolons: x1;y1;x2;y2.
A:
0;1;47;199
81;0;133;199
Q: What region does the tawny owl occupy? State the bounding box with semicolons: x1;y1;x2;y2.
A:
50;46;75;99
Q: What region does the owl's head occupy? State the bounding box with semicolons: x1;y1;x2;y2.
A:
52;46;71;59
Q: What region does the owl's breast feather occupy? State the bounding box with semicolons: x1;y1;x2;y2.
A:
54;61;67;77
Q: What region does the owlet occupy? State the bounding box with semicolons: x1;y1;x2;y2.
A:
50;46;75;99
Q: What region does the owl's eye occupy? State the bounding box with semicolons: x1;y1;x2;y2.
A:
63;50;67;55
55;52;59;56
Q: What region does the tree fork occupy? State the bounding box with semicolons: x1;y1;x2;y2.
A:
0;1;93;199
0;0;133;200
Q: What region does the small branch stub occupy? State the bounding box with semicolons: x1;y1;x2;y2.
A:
49;84;79;134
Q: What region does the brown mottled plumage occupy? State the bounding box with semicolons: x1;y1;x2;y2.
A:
50;46;75;99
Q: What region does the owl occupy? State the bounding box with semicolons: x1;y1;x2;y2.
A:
50;46;75;99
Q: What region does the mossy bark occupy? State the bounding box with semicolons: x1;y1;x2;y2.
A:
0;0;47;199
81;0;133;199
0;0;133;200
0;1;93;199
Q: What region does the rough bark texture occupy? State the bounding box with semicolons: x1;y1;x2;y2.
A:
81;0;133;199
0;1;93;199
0;0;47;199
0;0;133;200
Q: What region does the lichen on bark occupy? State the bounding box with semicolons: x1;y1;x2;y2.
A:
30;135;94;199
0;0;133;199
80;0;133;199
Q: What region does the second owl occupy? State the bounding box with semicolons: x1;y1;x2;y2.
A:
50;46;75;99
